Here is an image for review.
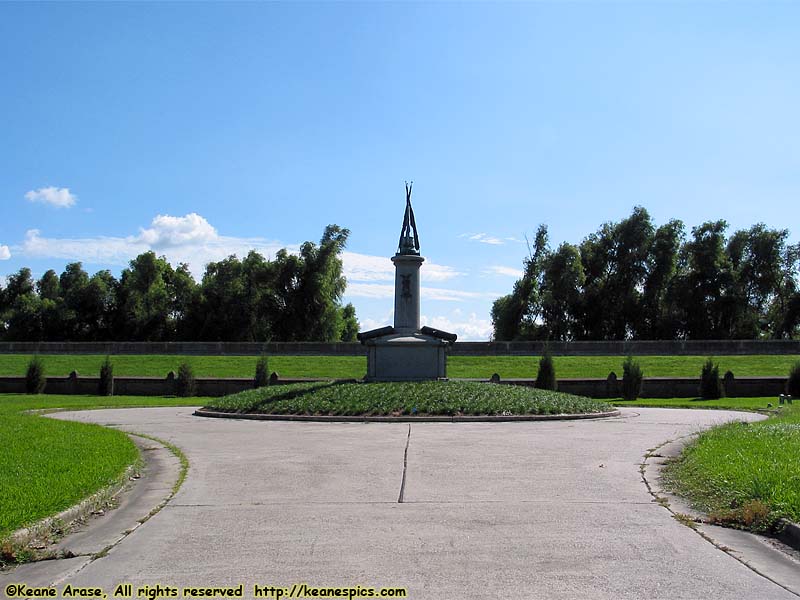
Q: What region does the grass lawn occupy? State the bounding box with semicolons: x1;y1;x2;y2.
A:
0;353;798;379
204;381;611;416
612;397;783;411
0;395;203;543
662;404;800;530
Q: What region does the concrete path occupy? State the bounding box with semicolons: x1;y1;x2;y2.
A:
3;407;798;599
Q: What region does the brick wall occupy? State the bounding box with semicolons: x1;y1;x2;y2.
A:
0;339;798;356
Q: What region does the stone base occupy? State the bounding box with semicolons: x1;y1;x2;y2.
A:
364;331;448;381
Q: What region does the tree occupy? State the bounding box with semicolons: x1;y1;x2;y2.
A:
726;224;788;338
577;222;616;339
540;243;584;340
82;270;119;340
641;220;684;339
116;252;177;340
3;268;43;341
37;270;60;301
167;263;197;339
195;255;252;341
607;206;654;339
576;207;654;339
191;225;355;342
491;225;549;340
294;225;351;341
491;294;521;341
59;262;90;339
37;269;64;340
770;242;800;338
340;303;359;342
672;221;732;339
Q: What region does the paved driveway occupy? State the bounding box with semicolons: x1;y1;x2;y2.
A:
7;407;797;599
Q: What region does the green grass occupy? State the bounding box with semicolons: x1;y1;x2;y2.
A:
662;404;800;530
449;355;800;379
0;353;797;379
613;397;782;411
0;394;204;543
205;381;611;416
0;354;362;379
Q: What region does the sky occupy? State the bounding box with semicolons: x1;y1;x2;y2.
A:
1;2;798;340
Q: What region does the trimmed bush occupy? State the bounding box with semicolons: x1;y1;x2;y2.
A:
176;363;197;397
788;361;800;397
605;371;619;398
254;355;269;388
25;356;46;394
98;356;114;396
700;358;724;399
535;348;557;391
723;370;735;397
621;356;643;401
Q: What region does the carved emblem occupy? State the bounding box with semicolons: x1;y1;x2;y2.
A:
401;274;412;300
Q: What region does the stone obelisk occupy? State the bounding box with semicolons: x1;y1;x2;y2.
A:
356;183;457;381
392;182;424;332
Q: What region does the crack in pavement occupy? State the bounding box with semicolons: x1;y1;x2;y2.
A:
397;424;411;504
167;499;658;507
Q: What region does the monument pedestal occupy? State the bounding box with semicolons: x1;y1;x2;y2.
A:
363;331;448;382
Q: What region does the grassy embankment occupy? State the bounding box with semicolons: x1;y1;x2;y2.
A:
205;380;610;416
0;395;202;544
613;397;780;411
662;404;800;530
0;354;797;379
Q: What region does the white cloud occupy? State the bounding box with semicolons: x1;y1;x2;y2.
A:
0;245;10;260
342;253;393;282
463;232;504;245
357;310;493;340
20;229;145;264
342;251;463;283
483;265;523;278
24;186;77;208
358;309;394;332
11;213;483;301
421;312;493;341
345;283;395;299
17;216;286;279
139;213;218;247
345;283;499;302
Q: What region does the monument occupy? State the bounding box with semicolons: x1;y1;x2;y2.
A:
357;183;457;381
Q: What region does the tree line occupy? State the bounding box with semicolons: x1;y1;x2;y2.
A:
492;207;800;341
0;225;359;342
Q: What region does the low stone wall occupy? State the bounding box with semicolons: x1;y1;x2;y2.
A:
496;377;789;399
0;374;789;398
0;339;798;356
453;339;800;356
0;341;365;356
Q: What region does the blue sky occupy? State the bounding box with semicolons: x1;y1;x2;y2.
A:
1;2;798;340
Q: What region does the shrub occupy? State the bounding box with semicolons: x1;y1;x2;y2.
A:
723;370;735;397
176;363;197;397
98;356;114;396
535;348;557;391
25;356;46;394
621;356;643;401
700;358;724;399
605;371;619;398
254;355;269;388
787;361;800;397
